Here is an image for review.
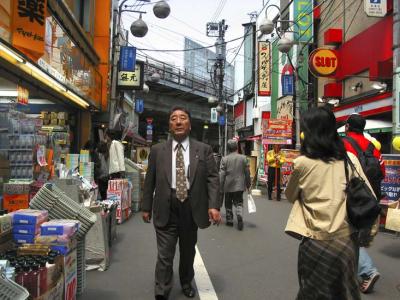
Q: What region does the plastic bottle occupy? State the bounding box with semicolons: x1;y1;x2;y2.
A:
46;257;56;290
30;263;40;298
22;264;32;295
15;265;24;286
38;259;47;295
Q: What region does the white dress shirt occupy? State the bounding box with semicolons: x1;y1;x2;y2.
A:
172;137;190;189
109;140;125;174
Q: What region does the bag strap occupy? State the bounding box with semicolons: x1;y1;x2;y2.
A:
344;153;363;179
343;136;364;157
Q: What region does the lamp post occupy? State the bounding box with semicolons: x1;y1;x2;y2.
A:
259;4;304;149
109;0;170;129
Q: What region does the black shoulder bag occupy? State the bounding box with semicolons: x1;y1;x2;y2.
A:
344;155;381;230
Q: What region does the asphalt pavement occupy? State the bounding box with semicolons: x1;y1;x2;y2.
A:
81;194;400;300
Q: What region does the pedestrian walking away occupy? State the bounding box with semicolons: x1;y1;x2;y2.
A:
142;106;222;300
267;145;285;201
343;113;384;293
219;139;251;230
285;107;376;300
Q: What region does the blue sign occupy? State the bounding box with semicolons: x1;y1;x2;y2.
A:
282;75;294;96
135;99;144;113
218;115;225;126
120;46;136;71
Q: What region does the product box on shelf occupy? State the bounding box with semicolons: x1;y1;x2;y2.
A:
13;233;36;244
12;224;40;235
0;214;11;234
12;209;48;225
41;220;80;237
3;193;29;212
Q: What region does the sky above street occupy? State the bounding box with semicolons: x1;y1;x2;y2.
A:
122;0;276;91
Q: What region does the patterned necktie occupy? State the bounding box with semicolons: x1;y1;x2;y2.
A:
175;143;188;202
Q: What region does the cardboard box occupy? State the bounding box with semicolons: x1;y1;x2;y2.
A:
3;194;29;212
0;159;9;168
35;273;64;300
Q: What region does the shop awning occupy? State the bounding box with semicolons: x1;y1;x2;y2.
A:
337;120;392;133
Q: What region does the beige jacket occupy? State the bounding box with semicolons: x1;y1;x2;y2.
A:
285;152;375;240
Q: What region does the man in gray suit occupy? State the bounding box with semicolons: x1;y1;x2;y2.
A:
220;139;251;230
142;106;222;300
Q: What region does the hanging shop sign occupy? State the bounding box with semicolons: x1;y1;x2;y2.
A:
294;0;313;43
11;0;47;60
120;46;137;71
282;75;294;96
364;0;387;17
309;48;339;77
258;41;271;96
210;107;218;123
135;99;144;113
277;96;294;120
117;61;144;90
262;119;293;145
17;85;29;105
381;154;400;202
234;101;245;130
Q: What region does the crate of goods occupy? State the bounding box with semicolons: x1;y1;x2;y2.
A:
29;184;96;296
3;194;29;212
10;209;48;245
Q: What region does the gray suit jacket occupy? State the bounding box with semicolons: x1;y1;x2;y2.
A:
142;138;221;228
220;152;251;193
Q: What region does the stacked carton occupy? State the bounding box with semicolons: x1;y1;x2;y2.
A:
11;209;48;244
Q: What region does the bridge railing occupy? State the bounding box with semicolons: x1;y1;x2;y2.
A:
139;55;234;98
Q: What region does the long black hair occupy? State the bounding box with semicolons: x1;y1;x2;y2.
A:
300;106;346;162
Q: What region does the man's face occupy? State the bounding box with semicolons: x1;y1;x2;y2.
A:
169;109;191;141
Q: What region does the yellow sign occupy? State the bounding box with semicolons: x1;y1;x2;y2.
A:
258;41;271;96
17;85;29;105
309;48;339;77
117;61;144;90
11;0;47;60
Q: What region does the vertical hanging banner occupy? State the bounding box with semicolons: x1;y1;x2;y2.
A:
119;46;137;71
258;41;271;96
17;85;29;105
294;0;313;43
11;0;47;60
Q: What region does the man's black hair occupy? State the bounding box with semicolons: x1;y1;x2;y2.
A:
169;106;191;122
346;114;366;134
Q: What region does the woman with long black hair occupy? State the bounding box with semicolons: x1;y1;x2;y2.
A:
285;107;374;300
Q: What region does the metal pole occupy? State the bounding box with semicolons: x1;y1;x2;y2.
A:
110;0;129;128
224;101;228;156
393;0;400;141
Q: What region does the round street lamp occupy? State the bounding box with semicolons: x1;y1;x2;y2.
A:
130;14;148;37
208;96;218;104
277;36;293;53
153;0;171;19
259;18;275;35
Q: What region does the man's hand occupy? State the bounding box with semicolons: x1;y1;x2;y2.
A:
208;208;221;225
142;212;152;223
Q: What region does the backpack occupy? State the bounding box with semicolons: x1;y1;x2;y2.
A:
344;136;384;199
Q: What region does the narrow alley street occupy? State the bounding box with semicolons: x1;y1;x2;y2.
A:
82;195;400;300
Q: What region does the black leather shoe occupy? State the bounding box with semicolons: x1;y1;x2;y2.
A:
182;284;196;298
155;295;167;300
237;216;243;231
226;221;233;227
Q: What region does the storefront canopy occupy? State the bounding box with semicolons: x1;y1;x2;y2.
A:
337;120;392;133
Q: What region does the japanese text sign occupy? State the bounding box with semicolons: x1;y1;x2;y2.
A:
11;0;47;59
364;0;387;17
262;119;293;145
120;46;136;71
258;41;271;96
117;61;144;90
381;154;400;202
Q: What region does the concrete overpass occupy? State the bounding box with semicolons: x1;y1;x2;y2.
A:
135;55;234;145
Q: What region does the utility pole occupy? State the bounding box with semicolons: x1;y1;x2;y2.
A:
207;19;228;155
393;0;400;147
